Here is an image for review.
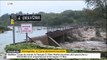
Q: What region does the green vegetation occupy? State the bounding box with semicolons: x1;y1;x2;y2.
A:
5;43;61;52
0;13;10;32
0;25;9;30
85;0;107;30
5;43;37;52
0;9;106;29
0;25;10;33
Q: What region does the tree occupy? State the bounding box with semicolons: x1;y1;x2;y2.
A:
85;0;107;19
85;0;107;28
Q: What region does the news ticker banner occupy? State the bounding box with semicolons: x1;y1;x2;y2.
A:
7;49;67;53
6;49;101;59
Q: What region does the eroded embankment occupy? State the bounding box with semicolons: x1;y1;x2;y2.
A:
59;26;107;51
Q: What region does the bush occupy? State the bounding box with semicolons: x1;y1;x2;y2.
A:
0;25;10;31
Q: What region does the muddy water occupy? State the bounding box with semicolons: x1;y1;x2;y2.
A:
60;41;107;51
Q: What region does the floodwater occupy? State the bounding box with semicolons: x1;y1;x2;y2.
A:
0;26;47;45
60;41;107;51
0;26;47;60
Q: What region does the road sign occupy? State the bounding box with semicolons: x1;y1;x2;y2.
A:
10;19;14;25
21;23;32;33
16;14;41;21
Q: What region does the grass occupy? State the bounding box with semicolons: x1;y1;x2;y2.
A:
5;43;62;52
